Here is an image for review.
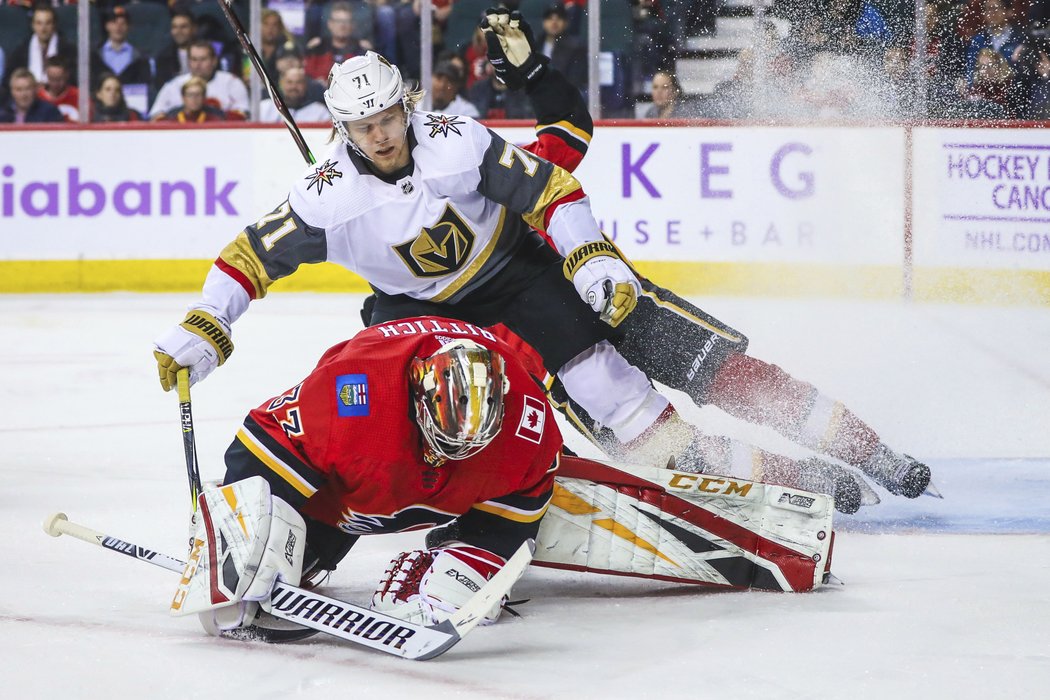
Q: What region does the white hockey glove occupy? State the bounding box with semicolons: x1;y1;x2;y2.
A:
371;543;507;626
153;309;234;391
563;241;641;327
170;476;307;636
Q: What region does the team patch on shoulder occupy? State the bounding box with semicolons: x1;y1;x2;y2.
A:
424;113;465;138
516;395;545;444
335;374;370;417
305;159;343;195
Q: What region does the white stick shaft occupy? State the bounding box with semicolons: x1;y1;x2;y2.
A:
44;512;186;574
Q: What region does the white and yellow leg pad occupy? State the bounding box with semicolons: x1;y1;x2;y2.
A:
170;476;307;628
534;457;835;592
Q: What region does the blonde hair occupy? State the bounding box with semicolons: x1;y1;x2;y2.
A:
181;76;208;97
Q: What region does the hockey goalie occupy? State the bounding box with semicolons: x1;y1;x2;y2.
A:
169;315;834;642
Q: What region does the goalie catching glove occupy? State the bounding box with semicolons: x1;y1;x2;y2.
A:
482;7;548;91
170;477;307;636
563;240;640;327
371;543;508;626
153;309;234;391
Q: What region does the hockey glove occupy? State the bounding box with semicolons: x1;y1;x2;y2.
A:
153;309;234;391
371;543;507;626
482;7;548;91
563;241;640;327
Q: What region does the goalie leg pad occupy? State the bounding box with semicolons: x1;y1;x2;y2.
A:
171;476;307;618
534;457;834;592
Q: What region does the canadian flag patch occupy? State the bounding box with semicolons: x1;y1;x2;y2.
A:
516;395;545;444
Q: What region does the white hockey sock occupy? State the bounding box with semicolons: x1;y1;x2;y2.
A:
557;340;669;444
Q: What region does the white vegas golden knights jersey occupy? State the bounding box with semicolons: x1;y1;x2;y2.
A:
199;110;604;326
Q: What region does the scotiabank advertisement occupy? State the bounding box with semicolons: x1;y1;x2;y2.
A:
912;128;1050;270
0;128;311;259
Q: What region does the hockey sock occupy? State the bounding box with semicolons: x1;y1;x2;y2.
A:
704;353;880;466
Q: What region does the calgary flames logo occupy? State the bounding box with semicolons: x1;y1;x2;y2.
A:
424;113;465;138
393;204;476;277
304;159;343;195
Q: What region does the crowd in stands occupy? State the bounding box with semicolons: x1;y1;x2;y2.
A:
1;0;1049;124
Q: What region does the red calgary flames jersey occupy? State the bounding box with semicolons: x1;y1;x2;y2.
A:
231;317;561;541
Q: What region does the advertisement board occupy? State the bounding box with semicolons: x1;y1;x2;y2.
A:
912;128;1050;271
1;123;1046;303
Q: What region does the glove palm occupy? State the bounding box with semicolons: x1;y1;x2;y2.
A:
482;7;548;90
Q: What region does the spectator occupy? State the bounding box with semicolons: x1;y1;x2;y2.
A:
922;0;968;88
462;25;489;89
643;69;688;119
967;46;1019;115
369;0;400;61
37;55;79;121
91;73;142;123
6;4;77;84
823;0;893;55
0;68;63;123
91;6;152;108
260;9;302;81
150;40;249;119
258;66;329;123
274;53;328;105
538;4;587;91
966;0;1023;84
157;76;227;123
880;43;923;118
153;10;198;91
304;1;372;82
393;0;455;80
430;59;480;116
1023;42;1050;117
467;63;534;118
632;0;675;90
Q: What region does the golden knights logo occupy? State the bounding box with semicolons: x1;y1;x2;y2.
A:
424;113;465;138
305;159;343;195
393;204;476;277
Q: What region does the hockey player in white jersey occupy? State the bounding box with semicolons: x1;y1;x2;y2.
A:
155;51;692;467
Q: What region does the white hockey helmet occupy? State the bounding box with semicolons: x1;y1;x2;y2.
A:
324;51;406;147
409;340;509;461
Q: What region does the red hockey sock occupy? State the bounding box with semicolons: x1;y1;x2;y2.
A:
705;353;880;466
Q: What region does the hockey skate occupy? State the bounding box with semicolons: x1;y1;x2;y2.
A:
858;444;932;498
767;457;865;515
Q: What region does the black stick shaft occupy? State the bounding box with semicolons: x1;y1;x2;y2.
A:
216;0;316;165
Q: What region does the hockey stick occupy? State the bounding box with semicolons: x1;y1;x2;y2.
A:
176;368;202;516
215;0;316;165
43;512;534;660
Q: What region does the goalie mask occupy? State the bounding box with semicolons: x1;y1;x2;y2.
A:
325;51;407;152
409;340;509;461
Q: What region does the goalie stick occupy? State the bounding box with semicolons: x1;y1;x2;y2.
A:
43;512;534;660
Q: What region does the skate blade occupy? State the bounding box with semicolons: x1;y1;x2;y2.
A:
922;479;944;499
855;476;882;507
822;572;845;586
842;466;882;507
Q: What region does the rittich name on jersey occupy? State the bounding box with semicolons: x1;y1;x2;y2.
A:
374;319;497;342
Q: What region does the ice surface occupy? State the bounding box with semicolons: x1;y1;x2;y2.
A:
2;294;1048;698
